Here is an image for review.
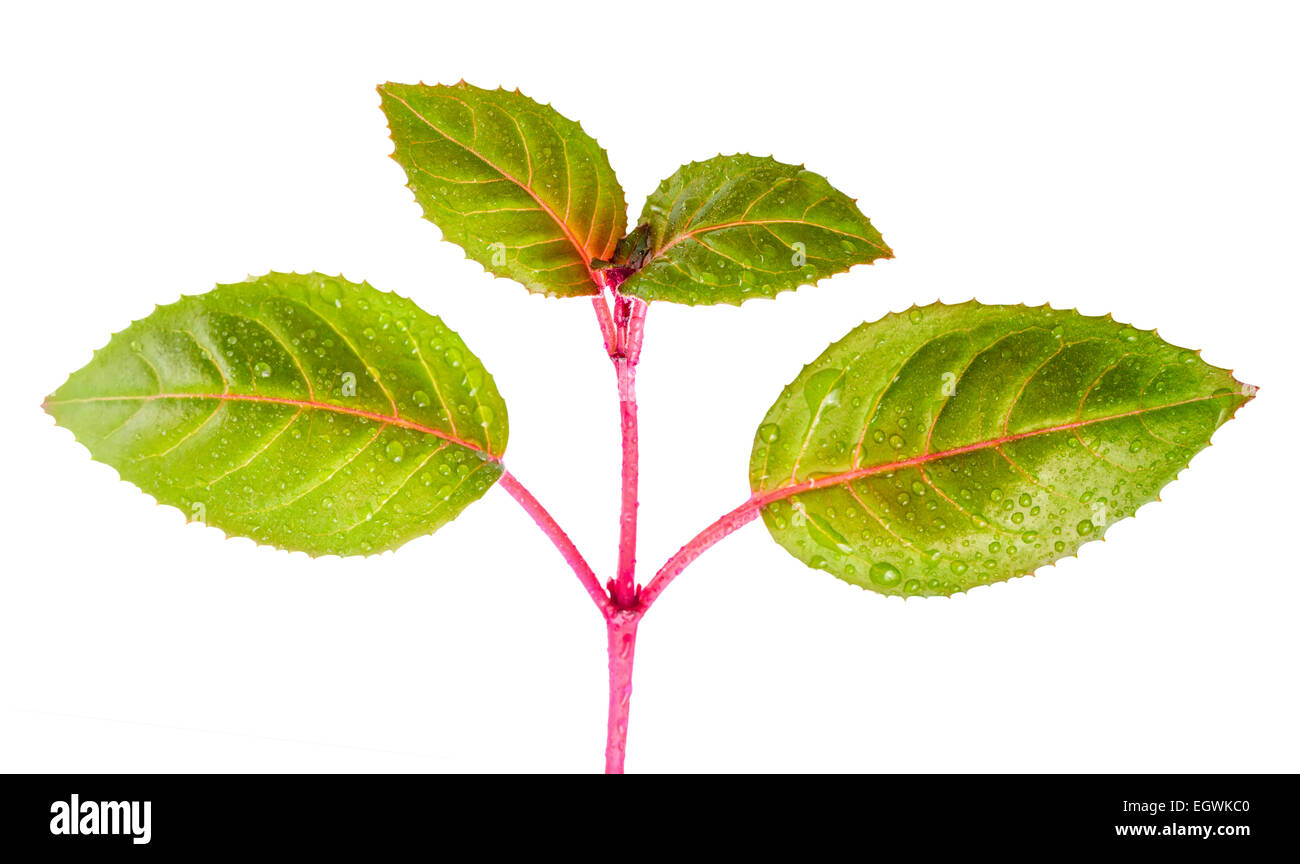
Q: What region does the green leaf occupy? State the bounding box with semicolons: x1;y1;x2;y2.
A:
44;273;507;557
749;302;1254;596
619;155;891;306
379;81;627;298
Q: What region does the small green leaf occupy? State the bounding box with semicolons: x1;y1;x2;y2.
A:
45;273;508;557
379;81;627;298
620;155;891;306
750;302;1254;596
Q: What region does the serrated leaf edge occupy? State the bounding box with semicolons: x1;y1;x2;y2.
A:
42;271;505;560
752;299;1256;597
622;152;894;306
377;81;627;300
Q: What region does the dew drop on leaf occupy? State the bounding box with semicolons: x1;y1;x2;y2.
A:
869;561;903;587
803;368;843;413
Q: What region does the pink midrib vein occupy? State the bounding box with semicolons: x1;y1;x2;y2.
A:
44;391;497;459
637;390;1238;608
380;86;605;283
650;218;892;264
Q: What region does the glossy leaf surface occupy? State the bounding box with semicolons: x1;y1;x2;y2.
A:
620;155;891;305
380;81;626;297
45;273;507;557
750;302;1253;596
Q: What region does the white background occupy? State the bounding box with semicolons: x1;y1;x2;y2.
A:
2;1;1297;774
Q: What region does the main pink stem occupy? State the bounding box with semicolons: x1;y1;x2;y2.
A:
589;280;650;773
498;470;609;613
612;297;647;609
613;363;639;607
603;608;641;773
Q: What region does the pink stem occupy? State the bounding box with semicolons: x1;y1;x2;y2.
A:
498;469;610;613
591;295;616;356
637;495;764;610
589;280;652;771
613;358;639;606
612;297;647;609
604;609;641;773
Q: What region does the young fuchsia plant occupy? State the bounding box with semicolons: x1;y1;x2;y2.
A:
44;82;1255;773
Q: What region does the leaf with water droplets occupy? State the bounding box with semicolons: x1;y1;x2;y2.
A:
44;273;508;557
619;155;891;305
379;81;626;298
750;302;1254;596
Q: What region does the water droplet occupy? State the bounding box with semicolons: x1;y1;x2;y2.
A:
1076;519;1094;536
254;362;272;378
318;277;342;303
869;561;903;587
803;368;843;414
758;423;781;444
809;513;855;554
888;434;905;450
386;441;406;462
412;390;431;408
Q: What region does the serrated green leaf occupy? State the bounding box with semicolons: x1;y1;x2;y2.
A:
749;302;1254;596
620;155;891;306
379;81;626;298
44;273;507;557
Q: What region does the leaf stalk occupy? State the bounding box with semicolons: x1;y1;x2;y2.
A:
498;470;609;613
